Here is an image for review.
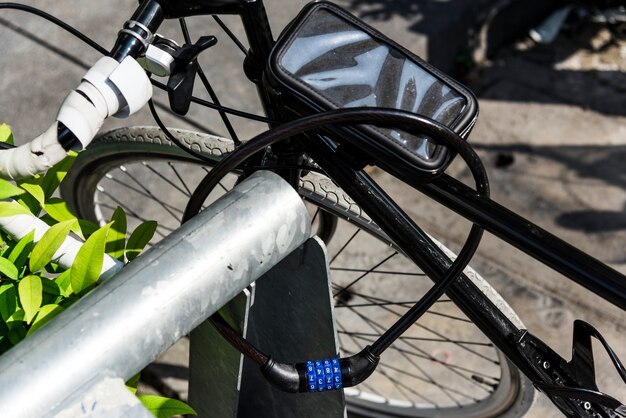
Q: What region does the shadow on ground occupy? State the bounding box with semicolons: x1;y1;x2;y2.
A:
474;142;626;234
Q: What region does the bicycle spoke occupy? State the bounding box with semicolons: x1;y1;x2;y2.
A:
311;208;320;225
340;303;498;384
342;286;499;365
168;162;193;196
329;228;361;264
330;267;425;277
201;167;230;193
342;313;468;405
336;300;428;308
180;18;241;145
95;200;171;238
212;15;248;55
103;174;184;215
375;359;479;402
332;251;398;298
338;331;493;347
334;288;453;307
140;163;191;198
347;328;494;394
425;310;473;324
338;324;438;406
336;301;467;320
117;167;182;223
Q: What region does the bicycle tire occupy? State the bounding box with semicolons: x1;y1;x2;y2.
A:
61;126;534;417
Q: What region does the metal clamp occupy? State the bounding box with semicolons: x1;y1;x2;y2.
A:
118;19;154;49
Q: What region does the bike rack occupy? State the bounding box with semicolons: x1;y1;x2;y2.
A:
189;236;345;417
0;171;320;418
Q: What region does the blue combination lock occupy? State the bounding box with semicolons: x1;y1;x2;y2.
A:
306;357;342;392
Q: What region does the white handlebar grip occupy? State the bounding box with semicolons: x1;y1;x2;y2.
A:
0;210;123;281
0;56;152;180
0;123;67;180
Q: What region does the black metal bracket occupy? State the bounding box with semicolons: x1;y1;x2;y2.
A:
516;320;626;417
166;35;218;115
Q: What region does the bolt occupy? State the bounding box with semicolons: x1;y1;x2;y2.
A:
542;361;550;370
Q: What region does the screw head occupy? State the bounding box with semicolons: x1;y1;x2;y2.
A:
542;361;550;369
583;401;591;410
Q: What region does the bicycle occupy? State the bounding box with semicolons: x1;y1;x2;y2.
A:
1;1;625;417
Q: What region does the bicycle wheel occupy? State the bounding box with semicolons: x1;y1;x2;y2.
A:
61;126;534;417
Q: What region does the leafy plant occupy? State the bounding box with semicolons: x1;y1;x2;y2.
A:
0;124;195;417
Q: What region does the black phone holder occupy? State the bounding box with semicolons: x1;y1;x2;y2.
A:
265;1;479;178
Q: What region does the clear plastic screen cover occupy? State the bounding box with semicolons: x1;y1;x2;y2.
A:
275;6;470;167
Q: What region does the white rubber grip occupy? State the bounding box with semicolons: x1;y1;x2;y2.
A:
0;210;123;281
0;124;67;180
0;57;152;181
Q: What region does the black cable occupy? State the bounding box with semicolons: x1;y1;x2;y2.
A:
149;97;312;175
0;4;272;126
184;108;489;220
245;165;326;175
150;79;274;123
0;3;109;55
148;99;228;165
150;97;325;175
181;108;488;389
0;2;486;388
210;314;268;365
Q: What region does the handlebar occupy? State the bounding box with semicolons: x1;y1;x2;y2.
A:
110;0;164;62
0;1;168;282
0;0;165;181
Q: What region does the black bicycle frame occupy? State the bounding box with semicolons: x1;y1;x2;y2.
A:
143;0;625;414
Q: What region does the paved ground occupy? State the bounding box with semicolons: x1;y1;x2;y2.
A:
1;1;626;417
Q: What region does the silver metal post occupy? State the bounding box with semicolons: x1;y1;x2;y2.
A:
0;171;310;418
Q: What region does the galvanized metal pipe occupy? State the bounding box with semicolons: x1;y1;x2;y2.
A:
0;171;311;418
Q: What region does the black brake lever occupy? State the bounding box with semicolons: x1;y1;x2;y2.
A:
167;35;217;115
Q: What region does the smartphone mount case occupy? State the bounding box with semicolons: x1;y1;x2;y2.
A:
266;1;479;176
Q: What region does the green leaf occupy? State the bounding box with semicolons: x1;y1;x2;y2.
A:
7;324;26;345
0;322;8;343
18;275;42;324
0;257;18;280
26;303;63;336
55;269;72;298
0;179;24;200
71;223;111;294
29;220;74;272
106;207;126;261
41;151;77;199
0;201;32;217
0;284;17;321
44;198;97;239
0;230;9;256
126;221;157;262
7;230;35;271
5;307;24;329
44;198;77;223
0;124;14;145
18;180;45;209
41;277;61;296
126;373;141;394
137;396;197;418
